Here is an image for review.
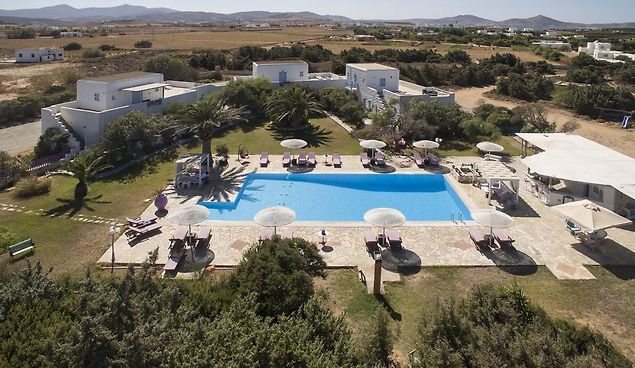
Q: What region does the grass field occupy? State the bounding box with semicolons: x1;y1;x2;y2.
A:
317;266;635;364
0;27;350;51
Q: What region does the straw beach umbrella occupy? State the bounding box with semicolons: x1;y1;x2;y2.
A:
280;139;308;163
413;140;440;156
472;208;514;246
254;206;296;235
553;200;630;232
476;141;504;154
360;140;386;159
364;208;406;241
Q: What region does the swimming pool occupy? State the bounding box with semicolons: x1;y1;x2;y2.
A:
200;173;472;222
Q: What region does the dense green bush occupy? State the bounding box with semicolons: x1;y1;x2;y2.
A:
143;55;198;81
0;228;20;255
411;284;631;368
0;151;23;190
566;66;605;84
496;73;554;101
459;117;501;142
0;92;75;126
222;78;273;116
444;49;472;64
531;45;564;61
407;100;466;140
189;49;227;70
98;44;116;51
556;85;635;118
316;88;366;127
63;42;82;51
13;176;52;198
34;128;69;159
98;111;166;164
81;48;103;58
6;28;35;39
134;40;153;48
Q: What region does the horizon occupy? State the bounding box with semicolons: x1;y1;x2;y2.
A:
2;1;635;23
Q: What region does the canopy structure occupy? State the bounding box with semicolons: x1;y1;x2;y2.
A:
472;209;514;246
175;153;211;188
553;200;631;231
254;206;296;234
476;142;504;154
475;159;520;205
364;208;406;238
413;140;439;155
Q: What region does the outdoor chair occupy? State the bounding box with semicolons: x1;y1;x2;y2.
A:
360;152;370;167
565;219;581;236
196;227;212;245
386;230;403;250
427;153;439;166
363;231;380;254
282;152;291;167
469;230;490;252
307;152;317;167
260;152;269;167
163;248;185;272
375;152;386;166
332;153;342;168
298;152;307;166
126;215;158;227
492;229;515;249
126;223;162;239
413;152;424;168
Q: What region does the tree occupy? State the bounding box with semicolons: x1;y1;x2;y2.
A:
515;104;556;133
99;111;162;164
265;87;324;130
34;128;69;159
358;310;395;367
459;117;501;142
144;55;198;81
64;152;111;199
222;78;272;116
181;97;246;154
0;151;24;189
63;42;82;51
406;100;466;140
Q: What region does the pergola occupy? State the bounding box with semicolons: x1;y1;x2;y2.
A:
175;153;211;188
476;159;520;206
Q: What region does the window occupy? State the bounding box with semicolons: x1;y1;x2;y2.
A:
300;71;304;77
31;54;35;58
18;54;22;57
94;93;100;102
379;78;386;87
112;95;115;100
58;53;63;57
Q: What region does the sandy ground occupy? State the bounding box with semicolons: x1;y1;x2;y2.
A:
0;62;70;100
0;119;41;155
454;87;635;158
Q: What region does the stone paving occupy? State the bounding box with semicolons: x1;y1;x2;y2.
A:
98;154;635;290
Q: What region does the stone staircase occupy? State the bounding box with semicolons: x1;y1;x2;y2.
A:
358;86;388;114
41;107;83;160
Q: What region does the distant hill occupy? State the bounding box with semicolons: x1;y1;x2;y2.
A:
0;5;633;29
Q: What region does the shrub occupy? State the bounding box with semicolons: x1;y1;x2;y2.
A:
34;128;70;159
0;151;23;189
143;55;198;81
81;48;103;58
566;66;604;84
98;44;116;51
6;28;35;39
496;73;553;101
459;117;501;142
557;85;635;118
63;42;82;51
215;144;229;158
13;176;52;198
189;50;227;70
0;227;20;254
0;96;42;125
99;111;162;164
134;40;153;48
222;78;273;116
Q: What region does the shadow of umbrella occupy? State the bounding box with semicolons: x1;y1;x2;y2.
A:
483;248;538;276
369;165;397;174
177;248;215;273
380;248;422;276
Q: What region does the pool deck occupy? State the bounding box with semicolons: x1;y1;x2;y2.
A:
99;154;635;290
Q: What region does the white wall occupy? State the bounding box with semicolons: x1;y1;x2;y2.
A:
15;48;64;63
76;74;163;111
253;62;309;83
346;65;399;93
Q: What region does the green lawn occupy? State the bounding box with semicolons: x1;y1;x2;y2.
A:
317;266;635;365
212;117;362;155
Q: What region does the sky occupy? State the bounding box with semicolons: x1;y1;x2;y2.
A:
3;0;635;23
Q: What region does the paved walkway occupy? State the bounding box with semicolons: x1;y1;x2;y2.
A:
98;154;635;289
0;120;41;155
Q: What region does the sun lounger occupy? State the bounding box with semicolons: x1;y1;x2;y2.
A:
163;248;185;272
280;229;294;239
260;152;269;167
386;230;403;250
360;153;370;167
170;227;189;242
126;215;158;227
196;227;212;242
427;153;439;166
375;152;386;166
307;152;316;167
364;231;379;253
126;223;162;239
332;153;342;168
298;152;307;166
492;229;515;249
259;229;275;243
484;153;502;161
282;152;291;167
413;152;424;168
469;230;490;252
565;219;581;236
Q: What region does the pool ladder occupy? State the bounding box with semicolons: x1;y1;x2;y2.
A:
451;212;466;224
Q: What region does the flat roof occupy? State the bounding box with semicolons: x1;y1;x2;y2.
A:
82;71;161;83
253;60;308;66
347;63;398;71
517;133;635;199
121;83;168;92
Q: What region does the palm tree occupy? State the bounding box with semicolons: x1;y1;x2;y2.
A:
181;97;246;155
265;87;324;130
64;153;111;199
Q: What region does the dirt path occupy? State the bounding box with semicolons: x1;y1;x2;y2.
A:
453;87;635;158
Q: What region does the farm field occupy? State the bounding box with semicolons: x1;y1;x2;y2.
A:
0;27;350;51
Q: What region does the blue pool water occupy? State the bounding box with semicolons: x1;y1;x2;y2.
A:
200;173;472;222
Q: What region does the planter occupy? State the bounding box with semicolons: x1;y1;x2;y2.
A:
154;194;168;211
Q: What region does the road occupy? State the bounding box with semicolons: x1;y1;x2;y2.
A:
453;87;635;159
0;120;41;155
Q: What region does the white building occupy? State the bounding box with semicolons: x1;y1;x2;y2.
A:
253;61;309;84
541;30;561;39
533;41;572;51
578;41;635;62
354;34;377;41
15;47;64;63
345;63;455;113
518;133;635;218
60;31;84;37
41;72;225;152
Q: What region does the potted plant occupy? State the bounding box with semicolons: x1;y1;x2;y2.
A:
154;189;168;211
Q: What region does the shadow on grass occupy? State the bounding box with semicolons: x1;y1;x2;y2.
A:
374;294;402;321
573;239;635;280
269;123;334;148
44;194;112;218
103;149;179;185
